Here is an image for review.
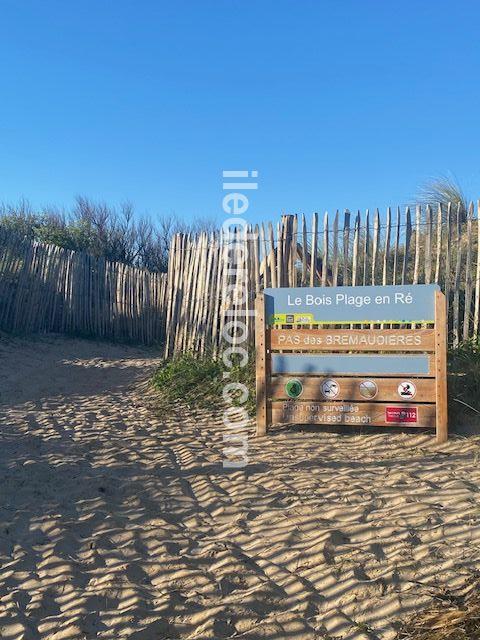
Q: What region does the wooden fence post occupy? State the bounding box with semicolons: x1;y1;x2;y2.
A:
435;290;448;443
255;293;269;436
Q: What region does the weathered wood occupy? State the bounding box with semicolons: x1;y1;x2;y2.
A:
0;197;477;355
218;231;231;352
382;207;391;286
301;214;307;286
452;204;463;347
253;225;261;294
332;210;339;286
401;207;412;285
277;221;283;287
270;376;436;403
260;223;269;288
362;209;370;286
0;229;167;346
271;353;436;377
413;205;421;284
211;231;225;352
342;210;351;286
268;222;277;289
434;203;442;284
463;202;474;341
259;284;444;437
352;212;360;287
371;209;380;285
435;290;448;443
271;402;436;428
199;233;216;353
269;328;436;352
309;212;318;287
392;206;400;285
474;201;480;338
322;211;329;287
444;202;452;316
290;215;298;287
255;294;268;436
425;205;432;284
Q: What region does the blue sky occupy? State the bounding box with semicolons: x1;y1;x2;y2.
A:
0;0;479;226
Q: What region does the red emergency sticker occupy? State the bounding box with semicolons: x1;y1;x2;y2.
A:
385;407;418;423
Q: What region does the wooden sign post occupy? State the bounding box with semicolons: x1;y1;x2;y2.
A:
255;285;448;442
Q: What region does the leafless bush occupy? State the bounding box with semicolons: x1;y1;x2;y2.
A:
0;197;217;272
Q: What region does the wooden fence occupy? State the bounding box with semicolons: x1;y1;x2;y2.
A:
2;202;479;352
0;228;168;344
164;201;480;356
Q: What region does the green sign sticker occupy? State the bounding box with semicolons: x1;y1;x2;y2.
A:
270;312;316;325
285;378;304;399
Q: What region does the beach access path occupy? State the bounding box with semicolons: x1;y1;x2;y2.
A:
0;335;479;640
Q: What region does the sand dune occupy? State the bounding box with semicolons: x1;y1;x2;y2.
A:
1;336;480;639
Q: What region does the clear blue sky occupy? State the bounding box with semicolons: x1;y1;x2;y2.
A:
1;0;479;226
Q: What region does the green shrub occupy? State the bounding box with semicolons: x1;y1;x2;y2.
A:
448;341;480;422
151;351;256;415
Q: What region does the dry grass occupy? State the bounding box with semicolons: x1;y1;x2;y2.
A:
399;579;480;639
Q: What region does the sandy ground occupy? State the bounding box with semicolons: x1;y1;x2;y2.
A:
1;336;480;640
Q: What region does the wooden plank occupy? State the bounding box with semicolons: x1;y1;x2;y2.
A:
463;202;474;341
322;211;329;287
371;209;379;285
211;232;225;353
255;294;269;436
271;401;436;428
283;215;291;287
268;222;277;289
181;235;198;351
474;201;480;338
271;353;435;376
290;214;298;287
269;328;435;352
351;211;360;287
253;224;260;294
382;207;391;286
245;232;253;350
425;205;432;284
199;233;215;353
444;202;452;317
362;209;369;286
392;206;400;285
413;204;421;284
270;376;436;403
452;203;463;347
435;290;448;443
276;221;283;287
342;209;351;286
401;207;412;285
301;214;307;286
232;228;245;350
332;210;339;286
260;223;269;288
309;212;318;287
434;203;442;284
206;234;220;351
164;233;179;356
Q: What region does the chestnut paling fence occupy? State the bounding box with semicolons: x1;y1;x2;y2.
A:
163;201;480;356
1;201;479;350
0;227;168;344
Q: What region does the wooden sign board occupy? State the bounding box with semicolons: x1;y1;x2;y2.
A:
255;285;448;442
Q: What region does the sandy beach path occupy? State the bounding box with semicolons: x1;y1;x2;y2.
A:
1;335;480;640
